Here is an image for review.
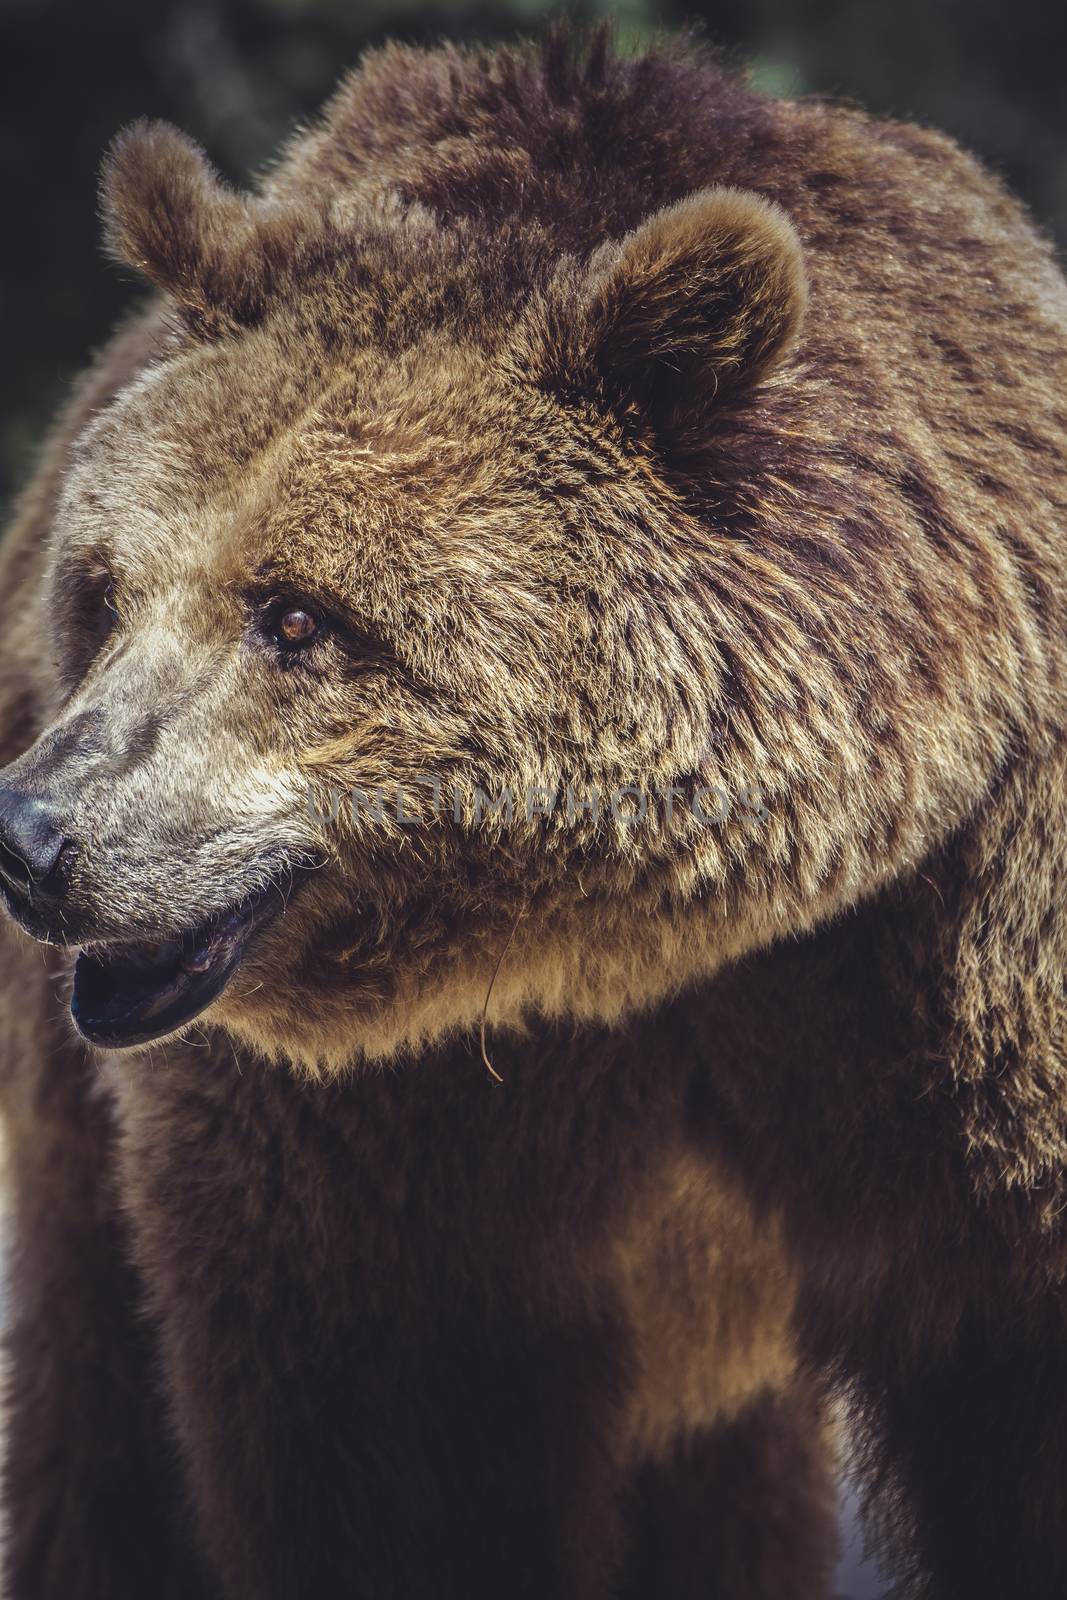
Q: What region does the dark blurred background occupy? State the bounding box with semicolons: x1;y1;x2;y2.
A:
2;0;1066;514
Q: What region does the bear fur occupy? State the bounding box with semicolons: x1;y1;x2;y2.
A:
1;24;1067;1599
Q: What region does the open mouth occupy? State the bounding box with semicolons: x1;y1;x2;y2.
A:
71;878;294;1049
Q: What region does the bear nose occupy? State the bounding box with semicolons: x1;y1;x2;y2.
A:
0;785;75;895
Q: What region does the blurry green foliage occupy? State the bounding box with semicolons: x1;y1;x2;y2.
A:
2;0;1065;507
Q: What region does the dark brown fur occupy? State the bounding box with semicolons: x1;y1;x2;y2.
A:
2;26;1067;1598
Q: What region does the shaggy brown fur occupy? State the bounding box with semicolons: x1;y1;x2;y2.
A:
1;24;1066;1598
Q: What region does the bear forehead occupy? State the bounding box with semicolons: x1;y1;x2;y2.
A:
57;323;598;620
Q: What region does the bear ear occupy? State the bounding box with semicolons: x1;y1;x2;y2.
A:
100;120;262;337
527;188;807;454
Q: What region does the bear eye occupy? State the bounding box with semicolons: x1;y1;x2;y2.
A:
277;608;317;644
267;601;322;653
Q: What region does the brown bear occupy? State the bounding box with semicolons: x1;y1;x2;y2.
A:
1;23;1066;1599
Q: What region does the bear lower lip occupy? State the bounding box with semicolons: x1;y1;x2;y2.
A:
71;891;281;1049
